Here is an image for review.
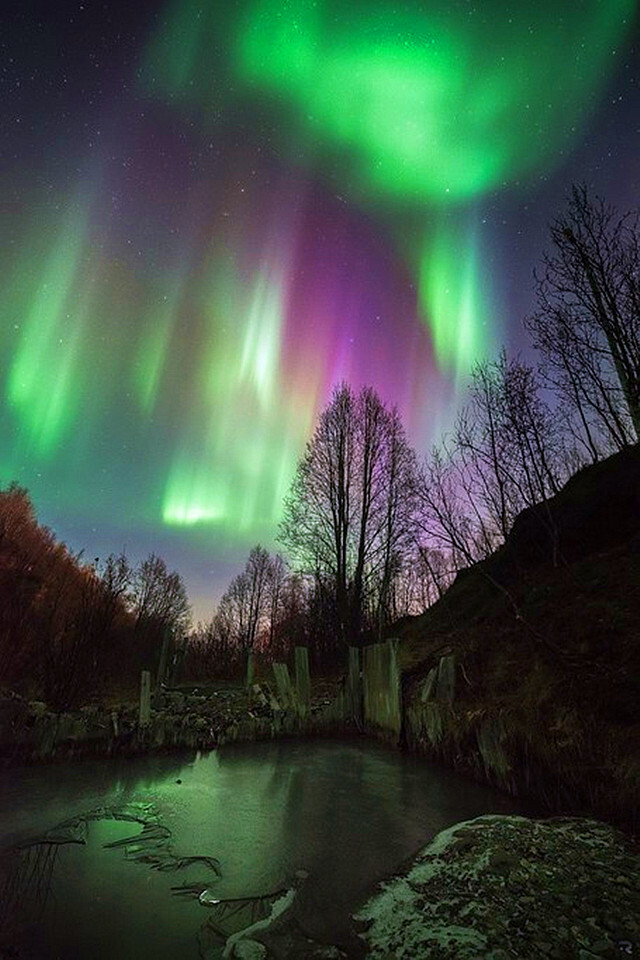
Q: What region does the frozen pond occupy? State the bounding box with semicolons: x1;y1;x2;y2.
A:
0;739;529;958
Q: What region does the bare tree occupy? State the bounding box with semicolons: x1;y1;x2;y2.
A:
415;439;494;573
280;384;355;644
271;570;309;659
371;406;418;636
266;553;288;650
244;545;272;652
0;484;193;703
498;355;565;502
0;486;42;679
216;573;251;655
96;552;132;636
526;185;640;455
456;361;514;543
213;545;273;660
455;353;566;532
412;543;454;607
132;553;190;636
279;383;419;645
415;349;569;587
181;619;238;680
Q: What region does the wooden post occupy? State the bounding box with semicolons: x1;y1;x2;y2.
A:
246;652;256;707
156;626;173;693
272;662;295;712
362;640;401;739
139;670;151;726
246;652;255;689
346;646;363;726
436;653;456;704
294;647;310;720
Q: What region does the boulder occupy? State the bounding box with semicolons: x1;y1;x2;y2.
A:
28;700;48;718
232;940;267;960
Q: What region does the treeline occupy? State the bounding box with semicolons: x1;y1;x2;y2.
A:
0;487;189;709
187;185;639;675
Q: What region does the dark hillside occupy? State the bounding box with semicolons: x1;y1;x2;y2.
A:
398;445;640;830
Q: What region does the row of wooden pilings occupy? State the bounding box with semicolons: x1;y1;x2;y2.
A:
247;640;402;737
138;638;403;740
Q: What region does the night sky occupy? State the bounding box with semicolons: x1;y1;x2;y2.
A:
1;0;638;622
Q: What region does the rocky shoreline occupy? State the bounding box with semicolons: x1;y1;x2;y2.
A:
1;804;637;960
352;815;638;960
0;680;349;764
199;814;639;959
1;683;638;959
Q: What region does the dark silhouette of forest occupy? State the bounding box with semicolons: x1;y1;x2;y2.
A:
1;186;638;705
0;496;188;709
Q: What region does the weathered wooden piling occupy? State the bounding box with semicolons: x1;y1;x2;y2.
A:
246;652;255;689
294;647;310;720
362;639;401;740
346;646;363;727
139;670;151;726
272;662;296;712
156;627;174;693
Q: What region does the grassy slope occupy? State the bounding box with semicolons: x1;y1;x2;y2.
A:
397;445;640;829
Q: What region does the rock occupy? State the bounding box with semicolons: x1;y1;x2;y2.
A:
487;847;520;873
250;684;269;708
199;889;221;905
28;700;47;717
232;940;267;959
355;815;638;960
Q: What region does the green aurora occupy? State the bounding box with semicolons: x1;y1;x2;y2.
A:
144;0;635;372
0;0;635;606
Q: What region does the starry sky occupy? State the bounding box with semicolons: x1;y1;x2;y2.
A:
1;0;638;622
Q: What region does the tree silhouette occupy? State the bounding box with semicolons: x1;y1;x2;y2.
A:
132;553;190;636
279;383;418;645
415;352;567;579
527;185;640;456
